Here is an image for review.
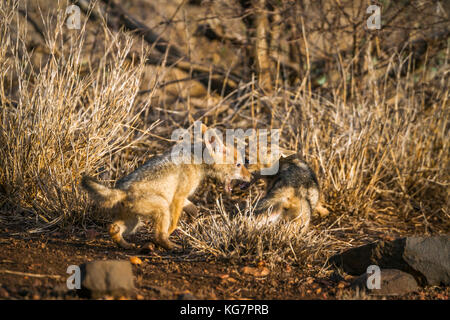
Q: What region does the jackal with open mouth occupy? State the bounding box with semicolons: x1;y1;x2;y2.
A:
82;124;251;250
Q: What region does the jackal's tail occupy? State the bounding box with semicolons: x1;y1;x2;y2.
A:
81;175;126;208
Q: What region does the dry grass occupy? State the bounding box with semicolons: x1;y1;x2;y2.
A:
179;195;336;272
0;0;448;266
0;1;157;229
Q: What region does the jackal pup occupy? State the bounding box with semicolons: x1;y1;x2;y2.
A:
82;124;251;250
246;153;328;231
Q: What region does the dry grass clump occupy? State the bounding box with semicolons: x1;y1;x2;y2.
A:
0;1;155;228
180;196;335;270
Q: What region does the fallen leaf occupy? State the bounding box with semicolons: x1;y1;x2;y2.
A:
241;266;269;277
129;256;142;265
136;294;144;300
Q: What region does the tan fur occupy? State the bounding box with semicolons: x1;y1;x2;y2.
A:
82;124;251;250
247;152;328;231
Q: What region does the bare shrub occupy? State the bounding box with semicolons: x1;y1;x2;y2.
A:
0;1;156;229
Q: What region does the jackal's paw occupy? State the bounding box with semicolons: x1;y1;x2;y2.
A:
315;204;330;217
121;242;136;249
109;224;121;236
139;242;156;254
113;239;135;249
158;239;181;252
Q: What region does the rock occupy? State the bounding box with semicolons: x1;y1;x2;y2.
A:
403;236;450;286
177;292;197;300
329;235;450;286
351;269;419;296
79;260;135;299
0;287;10;298
51;283;69;297
18;288;29;297
146;285;172;297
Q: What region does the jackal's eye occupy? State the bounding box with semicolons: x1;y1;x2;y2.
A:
237;163;241;167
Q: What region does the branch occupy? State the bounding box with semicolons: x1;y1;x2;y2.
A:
0;269;62;279
73;0;242;95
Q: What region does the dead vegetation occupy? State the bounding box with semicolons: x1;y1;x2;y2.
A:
178;196;335;273
0;0;449;270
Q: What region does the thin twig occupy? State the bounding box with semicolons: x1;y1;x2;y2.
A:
0;269;62;279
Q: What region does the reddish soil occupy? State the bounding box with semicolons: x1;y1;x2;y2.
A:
0;222;448;300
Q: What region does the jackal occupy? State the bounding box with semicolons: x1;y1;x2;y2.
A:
81;124;251;250
244;153;329;230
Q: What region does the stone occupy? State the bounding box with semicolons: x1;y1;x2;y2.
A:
51;283;69;297
79;260;135;298
0;287;10;298
403;236;450;286
177;292;197;300
329;235;450;286
351;269;419;296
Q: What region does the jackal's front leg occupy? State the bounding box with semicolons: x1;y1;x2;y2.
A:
153;210;180;250
168;196;185;235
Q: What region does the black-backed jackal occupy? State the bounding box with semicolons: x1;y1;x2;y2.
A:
82;124;251;250
244;152;329;231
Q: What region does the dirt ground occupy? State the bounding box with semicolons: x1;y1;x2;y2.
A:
0;0;448;302
0;222;448;301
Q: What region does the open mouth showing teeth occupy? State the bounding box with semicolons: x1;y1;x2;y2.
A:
225;181;232;193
